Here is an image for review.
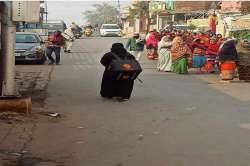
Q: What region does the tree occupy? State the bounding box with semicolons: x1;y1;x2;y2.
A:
82;3;120;26
128;1;150;32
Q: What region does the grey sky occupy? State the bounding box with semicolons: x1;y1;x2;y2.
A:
47;1;130;26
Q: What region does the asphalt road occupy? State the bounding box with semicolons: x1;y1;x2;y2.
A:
29;37;250;166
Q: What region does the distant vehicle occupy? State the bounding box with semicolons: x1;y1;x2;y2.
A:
44;20;67;36
17;23;49;41
100;24;122;37
74;26;83;39
84;28;93;37
15;32;46;64
83;25;93;37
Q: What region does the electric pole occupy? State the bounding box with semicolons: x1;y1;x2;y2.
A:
117;0;121;26
1;1;17;96
0;3;3;95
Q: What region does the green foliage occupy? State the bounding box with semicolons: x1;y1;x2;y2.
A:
188;24;197;30
128;1;149;19
230;30;250;40
82;3;119;26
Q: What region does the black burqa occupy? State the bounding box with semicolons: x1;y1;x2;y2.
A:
218;39;239;62
100;43;136;99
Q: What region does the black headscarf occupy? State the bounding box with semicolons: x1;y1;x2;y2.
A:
218;39;239;62
111;43;127;56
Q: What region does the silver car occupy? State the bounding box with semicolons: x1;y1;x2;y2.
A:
15;32;46;64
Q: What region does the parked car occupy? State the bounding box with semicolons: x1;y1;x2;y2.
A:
15;32;46;64
100;24;122;37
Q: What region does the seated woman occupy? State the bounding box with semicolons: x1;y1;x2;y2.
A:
100;43;135;101
205;37;220;73
218;39;239;80
171;36;192;74
157;35;172;72
192;38;207;74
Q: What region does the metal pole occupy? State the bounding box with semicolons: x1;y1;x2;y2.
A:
117;0;120;10
1;1;17;96
0;3;3;95
117;0;121;26
156;13;159;31
45;1;48;23
172;14;175;22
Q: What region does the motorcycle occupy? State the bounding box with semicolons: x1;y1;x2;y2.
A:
84;28;93;37
74;32;83;39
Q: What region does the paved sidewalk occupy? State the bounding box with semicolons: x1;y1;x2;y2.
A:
15;65;54;107
193;73;250;102
0;65;54;166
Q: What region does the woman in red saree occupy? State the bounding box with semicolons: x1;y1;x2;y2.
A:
146;32;159;60
205;37;220;73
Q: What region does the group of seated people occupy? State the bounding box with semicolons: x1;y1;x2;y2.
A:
146;29;239;80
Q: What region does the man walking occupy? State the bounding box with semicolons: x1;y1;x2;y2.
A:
126;32;145;61
46;31;65;65
62;27;75;53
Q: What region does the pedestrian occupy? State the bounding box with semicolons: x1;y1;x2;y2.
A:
206;36;220;56
62;27;75;53
146;30;159;60
171;36;192;74
100;43;136;101
209;12;217;35
192;38;207;74
126;32;145;61
218;39;239;80
205;36;220;73
157;35;172;72
46;31;65;65
216;33;224;45
198;31;210;47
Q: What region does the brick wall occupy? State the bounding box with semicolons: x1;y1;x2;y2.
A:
174;1;214;13
221;1;241;13
241;1;250;14
237;43;250;81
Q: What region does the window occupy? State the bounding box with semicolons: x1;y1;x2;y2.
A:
101;25;120;29
16;34;39;43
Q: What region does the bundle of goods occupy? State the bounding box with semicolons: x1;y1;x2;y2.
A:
109;53;142;81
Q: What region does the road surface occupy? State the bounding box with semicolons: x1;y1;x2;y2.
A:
28;37;250;166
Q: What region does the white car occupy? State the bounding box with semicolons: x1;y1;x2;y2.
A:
100;24;122;37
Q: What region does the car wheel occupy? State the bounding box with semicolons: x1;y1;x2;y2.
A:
37;56;46;64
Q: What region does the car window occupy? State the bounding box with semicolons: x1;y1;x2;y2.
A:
101;25;120;29
16;34;39;43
